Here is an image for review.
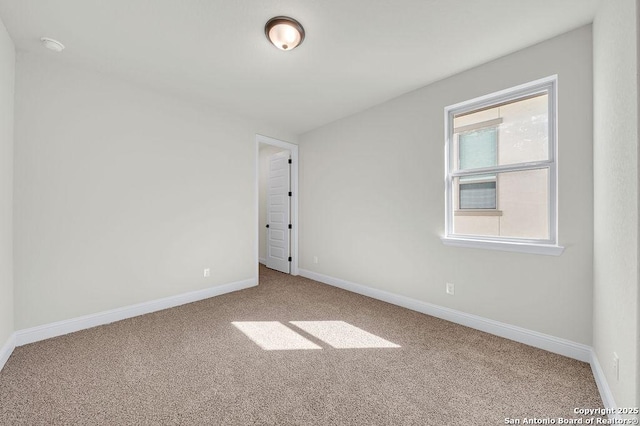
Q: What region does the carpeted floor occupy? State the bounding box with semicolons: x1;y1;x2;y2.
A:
0;265;602;425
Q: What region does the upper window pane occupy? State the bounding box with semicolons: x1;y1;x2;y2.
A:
452;93;549;171
459;128;497;170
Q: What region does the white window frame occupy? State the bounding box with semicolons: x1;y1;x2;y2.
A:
441;76;564;256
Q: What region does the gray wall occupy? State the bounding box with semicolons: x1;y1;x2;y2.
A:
13;53;295;329
593;0;639;408
299;26;593;345
0;16;14;348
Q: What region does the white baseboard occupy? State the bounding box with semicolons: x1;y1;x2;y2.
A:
15;278;256;347
299;268;592;362
259;258;266;265
299;269;623;411
590;350;620;420
0;332;16;372
0;268;621;416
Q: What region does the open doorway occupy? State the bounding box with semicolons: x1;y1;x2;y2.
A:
256;135;299;278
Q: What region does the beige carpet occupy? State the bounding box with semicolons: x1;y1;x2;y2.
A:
0;265;602;425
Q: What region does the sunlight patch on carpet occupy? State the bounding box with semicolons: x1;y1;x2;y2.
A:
289;321;400;349
232;321;322;351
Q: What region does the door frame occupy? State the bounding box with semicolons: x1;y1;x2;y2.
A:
255;134;299;277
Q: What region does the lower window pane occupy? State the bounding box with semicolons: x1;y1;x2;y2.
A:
459;181;496;209
453;168;549;240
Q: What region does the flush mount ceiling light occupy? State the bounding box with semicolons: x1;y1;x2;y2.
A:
264;16;305;51
40;37;65;52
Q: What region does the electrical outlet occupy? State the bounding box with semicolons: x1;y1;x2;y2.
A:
446;282;455;295
613;352;619;381
313;256;319;264
204;268;210;278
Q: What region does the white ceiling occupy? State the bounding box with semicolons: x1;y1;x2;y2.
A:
0;0;598;135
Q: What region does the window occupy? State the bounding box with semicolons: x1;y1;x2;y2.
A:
458;126;498;209
442;76;563;255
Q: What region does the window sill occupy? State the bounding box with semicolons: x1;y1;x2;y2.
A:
454;209;503;217
440;236;564;256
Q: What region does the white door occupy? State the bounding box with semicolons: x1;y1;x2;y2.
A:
266;151;291;273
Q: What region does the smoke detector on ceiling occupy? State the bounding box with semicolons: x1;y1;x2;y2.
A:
40;37;65;52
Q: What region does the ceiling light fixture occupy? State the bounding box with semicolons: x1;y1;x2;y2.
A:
40;37;65;52
264;16;305;51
